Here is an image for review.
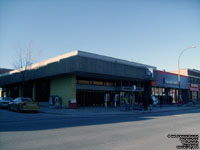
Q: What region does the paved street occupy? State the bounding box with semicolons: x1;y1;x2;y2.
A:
0;108;200;150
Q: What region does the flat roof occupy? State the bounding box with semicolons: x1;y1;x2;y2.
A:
0;50;156;77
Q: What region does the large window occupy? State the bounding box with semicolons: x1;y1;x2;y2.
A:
152;87;165;96
93;81;104;86
106;82;114;86
77;79;115;87
78;80;90;85
191;91;198;101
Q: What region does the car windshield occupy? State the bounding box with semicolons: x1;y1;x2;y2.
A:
21;98;32;102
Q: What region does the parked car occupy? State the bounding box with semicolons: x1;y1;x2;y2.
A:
0;97;13;108
8;97;39;112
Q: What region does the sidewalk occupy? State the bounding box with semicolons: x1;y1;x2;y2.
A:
39;102;200;117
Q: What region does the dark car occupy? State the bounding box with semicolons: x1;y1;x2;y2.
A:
0;97;13;108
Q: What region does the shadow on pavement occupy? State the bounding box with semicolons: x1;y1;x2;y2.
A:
0;108;199;132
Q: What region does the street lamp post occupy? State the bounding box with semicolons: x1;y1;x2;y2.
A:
178;46;196;104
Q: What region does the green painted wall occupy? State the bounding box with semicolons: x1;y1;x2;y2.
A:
50;75;76;107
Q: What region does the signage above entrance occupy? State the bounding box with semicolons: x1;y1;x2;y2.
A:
163;78;178;85
120;86;143;92
190;84;199;91
190;87;199;92
146;68;154;78
190;84;198;88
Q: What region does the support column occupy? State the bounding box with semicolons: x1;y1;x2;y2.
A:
7;88;11;97
0;88;2;97
32;82;36;101
19;85;22;97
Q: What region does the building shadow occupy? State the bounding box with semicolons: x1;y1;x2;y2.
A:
0;108;199;132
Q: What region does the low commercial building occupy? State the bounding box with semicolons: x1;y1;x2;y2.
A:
151;70;189;104
0;50;157;107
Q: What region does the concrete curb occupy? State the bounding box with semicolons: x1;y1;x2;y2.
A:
39;106;200;117
141;107;200;114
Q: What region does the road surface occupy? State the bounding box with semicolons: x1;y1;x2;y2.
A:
0;108;200;150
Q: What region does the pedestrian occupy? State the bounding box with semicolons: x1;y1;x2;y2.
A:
148;96;153;111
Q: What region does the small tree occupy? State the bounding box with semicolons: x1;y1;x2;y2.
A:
12;43;34;97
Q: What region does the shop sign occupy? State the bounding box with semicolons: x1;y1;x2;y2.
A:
151;81;156;86
146;68;154;78
163;78;178;85
121;86;143;92
190;84;198;88
190;87;199;92
121;87;132;91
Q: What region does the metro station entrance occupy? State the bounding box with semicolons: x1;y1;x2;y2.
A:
76;90;121;107
76;90;140;107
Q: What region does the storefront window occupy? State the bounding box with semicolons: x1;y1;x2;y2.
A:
159;88;163;96
106;82;114;86
152;87;155;95
155;88;159;96
191;91;197;101
78;80;90;85
93;81;104;86
162;88;165;96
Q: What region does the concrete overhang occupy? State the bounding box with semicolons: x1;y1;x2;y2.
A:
0;50;157;86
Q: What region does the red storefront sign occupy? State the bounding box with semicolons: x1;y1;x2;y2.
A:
190;87;199;91
191;84;198;88
190;84;199;91
151;81;156;86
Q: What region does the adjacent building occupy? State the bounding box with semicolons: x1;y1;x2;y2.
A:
171;69;200;102
151;70;189;104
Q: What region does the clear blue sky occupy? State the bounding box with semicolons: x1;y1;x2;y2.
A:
0;0;200;71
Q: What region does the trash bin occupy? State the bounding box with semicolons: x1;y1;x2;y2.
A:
68;99;77;109
49;96;62;108
55;96;62;108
